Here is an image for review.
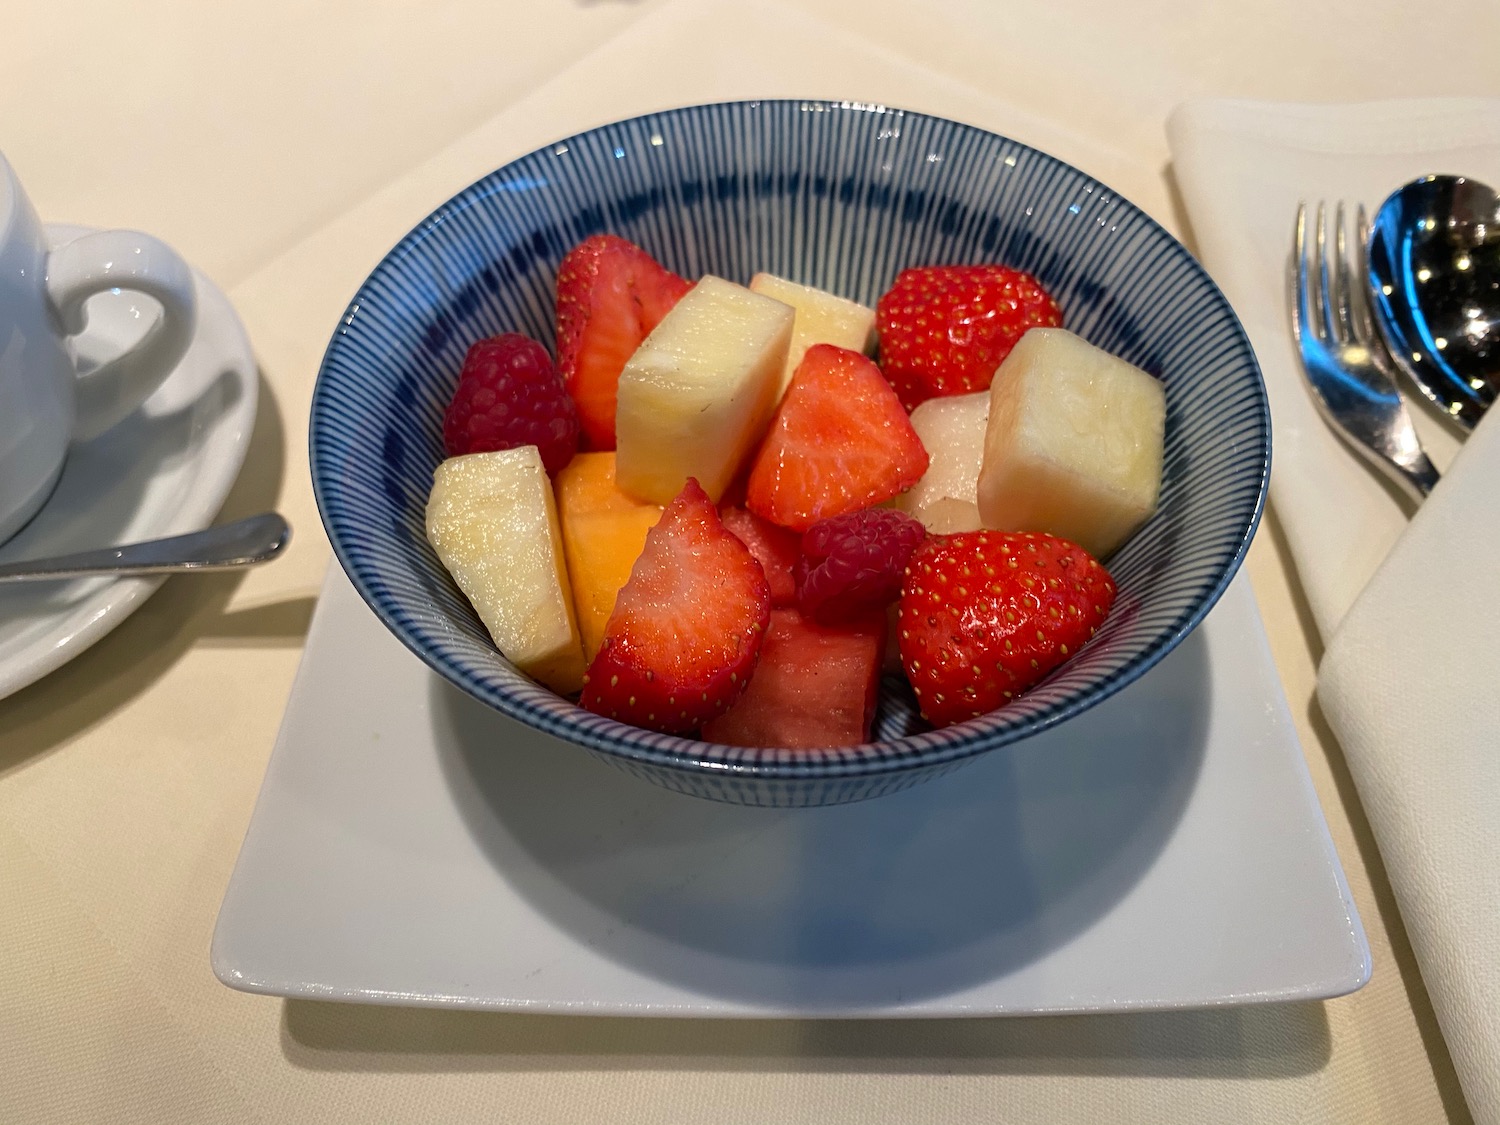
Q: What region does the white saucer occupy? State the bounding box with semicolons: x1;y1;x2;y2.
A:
0;225;258;701
213;567;1370;1017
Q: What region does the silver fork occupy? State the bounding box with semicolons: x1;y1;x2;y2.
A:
1290;201;1441;502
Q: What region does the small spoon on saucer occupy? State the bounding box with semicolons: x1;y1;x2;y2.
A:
0;512;290;583
1367;174;1500;430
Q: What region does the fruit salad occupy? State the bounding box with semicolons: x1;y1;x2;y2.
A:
424;234;1166;748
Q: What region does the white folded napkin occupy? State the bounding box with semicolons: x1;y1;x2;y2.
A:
1319;408;1500;1124
1168;98;1500;1125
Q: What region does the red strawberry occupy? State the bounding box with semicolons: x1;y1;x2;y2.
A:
719;506;801;607
701;607;886;749
442;333;579;474
898;530;1116;728
580;478;770;733
745;344;929;532
555;234;693;450
796;507;925;624
876;265;1062;411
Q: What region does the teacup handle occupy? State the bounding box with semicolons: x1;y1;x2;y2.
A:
44;229;197;442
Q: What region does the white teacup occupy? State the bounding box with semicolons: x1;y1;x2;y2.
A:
0;153;197;544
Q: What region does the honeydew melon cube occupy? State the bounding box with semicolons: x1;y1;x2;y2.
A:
976;328;1165;559
425;446;586;694
749;273;876;397
615;275;794;505
895;391;989;533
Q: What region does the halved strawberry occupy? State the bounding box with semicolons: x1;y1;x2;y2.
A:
898;530;1116;728
580;478;770;733
745;344;929;532
555;234;693;451
719;506;800;607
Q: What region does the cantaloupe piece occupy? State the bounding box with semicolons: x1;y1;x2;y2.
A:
554;451;663;662
749;273;876;397
976;328;1165;558
425;447;586;693
615;275;793;504
895;391;989;533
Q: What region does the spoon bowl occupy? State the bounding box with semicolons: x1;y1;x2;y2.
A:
1367;174;1500;430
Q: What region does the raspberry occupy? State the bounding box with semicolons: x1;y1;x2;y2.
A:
442;333;579;474
795;507;926;624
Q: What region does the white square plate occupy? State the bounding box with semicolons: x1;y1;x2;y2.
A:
212;0;1367;1016
212;567;1368;1016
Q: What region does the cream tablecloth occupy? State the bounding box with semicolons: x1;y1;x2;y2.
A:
3;0;1496;1121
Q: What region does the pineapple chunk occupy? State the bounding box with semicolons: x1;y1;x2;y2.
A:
749;273;876;397
976;328;1165;559
425;447;586;694
615;275;793;504
896;391;989;533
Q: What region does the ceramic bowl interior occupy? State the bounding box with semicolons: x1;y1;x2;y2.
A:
310;100;1268;807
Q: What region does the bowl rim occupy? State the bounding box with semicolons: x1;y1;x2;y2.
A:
310;97;1270;782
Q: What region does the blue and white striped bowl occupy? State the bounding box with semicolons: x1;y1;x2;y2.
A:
311;100;1268;808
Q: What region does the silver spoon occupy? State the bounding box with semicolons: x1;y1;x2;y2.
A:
1367;174;1500;429
0;512;291;583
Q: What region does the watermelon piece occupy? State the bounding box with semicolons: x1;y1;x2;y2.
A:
700;607;885;749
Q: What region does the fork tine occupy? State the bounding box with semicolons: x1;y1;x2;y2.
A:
1292;202;1314;341
1348;203;1378;344
1315;202;1340;343
1331;202;1357;342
